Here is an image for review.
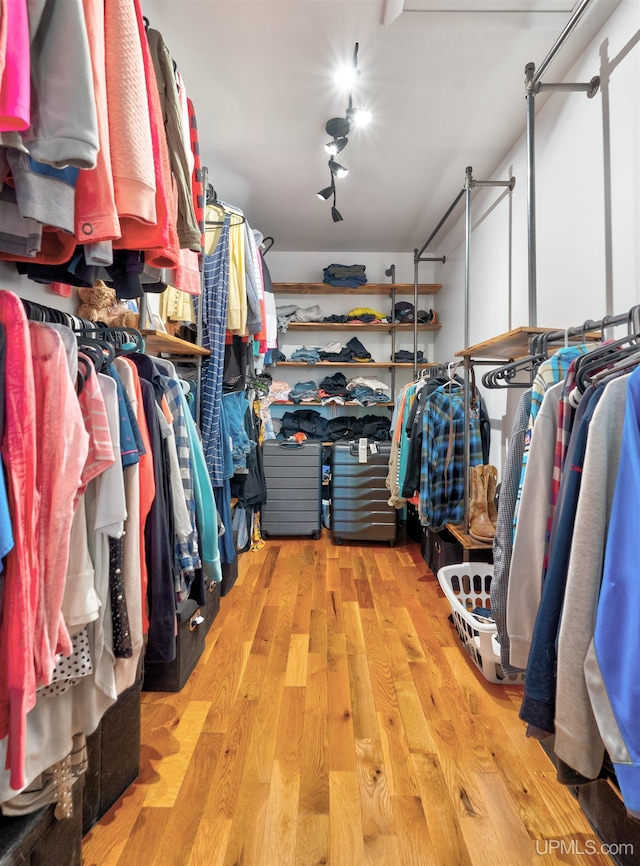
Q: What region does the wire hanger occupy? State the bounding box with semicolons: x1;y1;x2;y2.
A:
261;236;275;255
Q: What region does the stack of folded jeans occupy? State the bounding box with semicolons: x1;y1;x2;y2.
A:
323;263;367;289
290;347;321;364
346;375;390;406
289;381;319;403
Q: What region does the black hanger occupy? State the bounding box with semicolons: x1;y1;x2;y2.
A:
143;15;150;31
261;236;275;255
204;185;246;227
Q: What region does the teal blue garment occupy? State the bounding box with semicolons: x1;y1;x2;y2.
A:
180;388;222;583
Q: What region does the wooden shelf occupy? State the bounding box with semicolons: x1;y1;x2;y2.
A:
447;523;493;550
285;322;441;332
455;326;598;361
273;282;441;295
276;361;435;369
141;330;210;357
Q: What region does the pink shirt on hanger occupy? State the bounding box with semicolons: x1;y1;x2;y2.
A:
0;0;30;131
29;323;89;687
0;291;39;791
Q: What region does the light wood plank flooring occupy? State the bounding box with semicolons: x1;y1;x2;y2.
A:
83;535;613;866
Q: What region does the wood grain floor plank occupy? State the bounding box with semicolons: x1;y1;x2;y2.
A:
329;770;366;866
143;700;211;808
85;536;615;866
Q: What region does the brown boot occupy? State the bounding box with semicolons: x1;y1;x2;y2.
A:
468;465;495;544
485;465;498;528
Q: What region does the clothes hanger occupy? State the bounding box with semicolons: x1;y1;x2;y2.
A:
204;185;246;227
261;236;275;255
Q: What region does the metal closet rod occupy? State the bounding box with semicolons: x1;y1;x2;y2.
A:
415;188;465;261
525;0;599;328
531;307;640;348
531;0;593;86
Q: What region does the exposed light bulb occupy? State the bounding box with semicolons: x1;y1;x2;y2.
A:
324;136;348;156
352;108;372;126
329;160;349;179
335;66;360;89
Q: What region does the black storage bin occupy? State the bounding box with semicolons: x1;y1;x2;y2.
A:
203;575;221;631
0;776;83;866
425;527;462;573
221;551;238;597
142;598;205;692
83;676;142;835
261;440;323;538
424;526;493;573
331;441;396;545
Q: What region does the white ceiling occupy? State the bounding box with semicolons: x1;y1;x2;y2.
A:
143;0;620;252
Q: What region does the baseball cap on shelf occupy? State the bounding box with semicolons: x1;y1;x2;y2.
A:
394;301;414;323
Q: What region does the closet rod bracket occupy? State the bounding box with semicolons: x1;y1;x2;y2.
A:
525;63;600;99
464;166;516;192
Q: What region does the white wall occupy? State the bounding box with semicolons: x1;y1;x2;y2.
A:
0;262;78;314
433;0;640;470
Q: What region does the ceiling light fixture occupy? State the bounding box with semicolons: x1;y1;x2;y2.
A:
324;136;349;156
328;158;349;179
316;184;334;201
317;43;370;222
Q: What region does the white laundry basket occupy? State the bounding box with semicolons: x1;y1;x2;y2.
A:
436;564;525;685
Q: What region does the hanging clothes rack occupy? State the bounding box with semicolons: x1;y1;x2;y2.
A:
523;0;600;326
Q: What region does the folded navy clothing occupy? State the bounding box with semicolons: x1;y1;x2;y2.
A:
393;350;425;363
323;263;367;279
319;372;349;396
323;314;348;323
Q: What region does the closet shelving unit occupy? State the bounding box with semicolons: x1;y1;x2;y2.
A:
140;329;210;357
273;280;441;401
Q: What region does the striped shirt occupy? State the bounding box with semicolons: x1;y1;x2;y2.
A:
512;346;589;537
163;376;201;599
198;216;230;488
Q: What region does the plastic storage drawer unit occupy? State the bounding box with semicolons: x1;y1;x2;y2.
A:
261;440;323;538
331;440;396;545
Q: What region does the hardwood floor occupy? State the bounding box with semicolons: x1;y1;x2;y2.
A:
82;535;613;865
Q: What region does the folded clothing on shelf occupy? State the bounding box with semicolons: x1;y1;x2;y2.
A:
278;409;391;443
277;304;325;331
323;263;367;288
290;347;321;364
318;372;349;397
289;380;319;403
267;380;292;402
346;376;390;394
393;350;425;363
348;386;390;406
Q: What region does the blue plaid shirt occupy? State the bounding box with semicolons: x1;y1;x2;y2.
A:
163;376;201;600
420;383;483;529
